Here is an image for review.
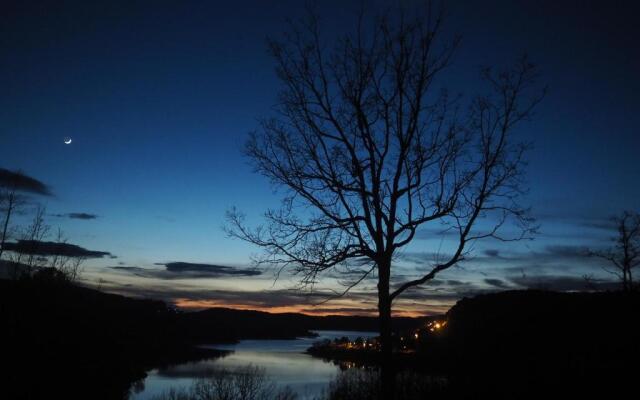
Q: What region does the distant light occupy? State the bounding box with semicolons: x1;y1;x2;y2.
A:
414;333;419;339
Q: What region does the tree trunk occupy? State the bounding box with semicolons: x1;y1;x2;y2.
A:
622;267;629;292
0;193;14;263
378;258;395;399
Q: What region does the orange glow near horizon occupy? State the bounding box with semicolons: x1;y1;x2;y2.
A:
173;298;442;317
173;298;348;315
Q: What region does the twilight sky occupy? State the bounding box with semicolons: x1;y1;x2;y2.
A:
1;0;639;316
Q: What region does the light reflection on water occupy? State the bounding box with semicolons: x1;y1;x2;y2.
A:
130;330;377;400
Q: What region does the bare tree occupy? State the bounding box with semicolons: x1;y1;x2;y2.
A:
226;6;543;365
6;211;86;282
591;211;640;292
9;205;50;277
0;168;52;261
0;185;24;261
48;228;86;283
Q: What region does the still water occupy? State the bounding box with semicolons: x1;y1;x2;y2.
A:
129;330;377;400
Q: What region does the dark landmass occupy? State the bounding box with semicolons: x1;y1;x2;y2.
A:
308;290;640;398
0;278;223;399
0;276;425;399
181;307;426;343
440;290;639;397
6;273;637;399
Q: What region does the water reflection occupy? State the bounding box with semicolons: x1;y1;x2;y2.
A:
130;330;377;400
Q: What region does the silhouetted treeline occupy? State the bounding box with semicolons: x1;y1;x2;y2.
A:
180;308;426;343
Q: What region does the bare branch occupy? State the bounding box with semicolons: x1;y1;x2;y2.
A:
225;5;542;321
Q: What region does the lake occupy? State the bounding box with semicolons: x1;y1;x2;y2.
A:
129;330;378;400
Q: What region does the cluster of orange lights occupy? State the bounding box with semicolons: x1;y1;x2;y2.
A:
427;320;447;332
399;319;447;346
343;339;377;350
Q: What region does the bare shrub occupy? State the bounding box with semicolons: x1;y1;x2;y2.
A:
149;365;296;400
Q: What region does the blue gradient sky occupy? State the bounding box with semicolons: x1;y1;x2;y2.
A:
1;0;639;315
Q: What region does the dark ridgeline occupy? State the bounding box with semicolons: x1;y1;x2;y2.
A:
0;274;426;400
181;308;426;344
311;290;640;399
439;290;640;397
0;275;222;400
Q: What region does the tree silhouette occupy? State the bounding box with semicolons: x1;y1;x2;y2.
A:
226;4;543;377
8;205;50;277
0;168;52;262
0;184;24;262
591;211;640;292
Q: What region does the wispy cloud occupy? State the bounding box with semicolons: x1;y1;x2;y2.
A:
508;274;619;291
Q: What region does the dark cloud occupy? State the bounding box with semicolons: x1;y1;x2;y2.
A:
457;245;596;274
164;262;262;277
544;245;590;258
484;278;510;289
537;212;621;232
579;219;617;231
98;282;341;309
508;275;619;292
92;270;511;315
413;226;457;240
398;251;455;265
484;249;500;257
110;266;154;278
3;240;111;258
112;262;262;280
0;168;52;195
52;212;99;220
396;288;484;303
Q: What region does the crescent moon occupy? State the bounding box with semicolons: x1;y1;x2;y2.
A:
64;137;72;145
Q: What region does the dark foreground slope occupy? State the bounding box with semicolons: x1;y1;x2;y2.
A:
0;277;426;399
444;290;639;369
422;290;640;398
308;290;640;398
0;278;226;399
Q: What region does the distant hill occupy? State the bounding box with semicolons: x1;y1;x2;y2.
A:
443;289;640;368
0;277;217;399
181;307;427;343
432;290;640;397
